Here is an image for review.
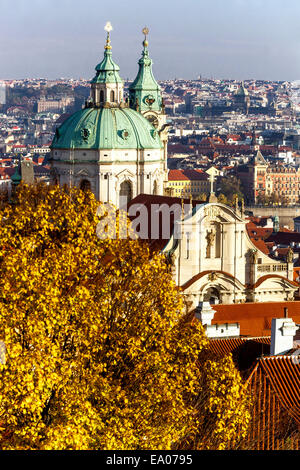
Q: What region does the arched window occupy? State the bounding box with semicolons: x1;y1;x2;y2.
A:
203;287;220;305
153;180;158;195
80;179;91;192
119;180;132;207
100;90;104;103
110;90;115;103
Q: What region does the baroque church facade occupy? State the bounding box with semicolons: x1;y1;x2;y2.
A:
163;201;298;308
50;24;168;207
128;194;298;308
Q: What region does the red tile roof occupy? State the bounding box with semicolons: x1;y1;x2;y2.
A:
208;336;271;373
250;238;270;255
244;355;300;449
168;169;208;181
255;356;300;424
246;223;273;240
212;301;300;338
266;232;300;245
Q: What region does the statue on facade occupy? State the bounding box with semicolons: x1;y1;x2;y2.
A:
250;249;258;264
206;230;215;258
286;247;294;264
165;251;176;274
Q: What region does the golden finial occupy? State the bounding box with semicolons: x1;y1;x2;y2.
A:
142;26;149;47
104;21;113;49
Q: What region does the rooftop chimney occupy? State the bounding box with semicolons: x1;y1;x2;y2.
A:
270;310;299;356
195;301;216;326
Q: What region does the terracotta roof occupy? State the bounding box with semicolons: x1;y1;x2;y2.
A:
246;224;273;240
208;336;271;373
256;356;300;424
0;167;16;178
266;232;300;245
168;169;208;181
244;355;300;449
212;301;300;338
247;216;272;227
250;238;270;254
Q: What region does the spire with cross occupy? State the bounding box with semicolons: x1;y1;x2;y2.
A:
208;173;218;203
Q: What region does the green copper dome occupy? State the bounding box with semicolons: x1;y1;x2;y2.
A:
51;106;163;150
235;81;249;97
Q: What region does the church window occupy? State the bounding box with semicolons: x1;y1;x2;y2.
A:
110;90;115;102
100;90;104;103
119;180;133;204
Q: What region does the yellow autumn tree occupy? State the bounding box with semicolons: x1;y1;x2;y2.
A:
0;183;250;450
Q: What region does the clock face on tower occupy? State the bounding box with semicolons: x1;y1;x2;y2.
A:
145;114;159;129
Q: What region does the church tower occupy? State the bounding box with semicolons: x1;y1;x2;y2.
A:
129;28;169;177
50;23;166;207
90;22;124;107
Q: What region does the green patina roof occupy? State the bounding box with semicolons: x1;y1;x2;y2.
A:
91;47;123;85
129;42;162;113
51;106;163;150
11;165;22;184
236;81;249;96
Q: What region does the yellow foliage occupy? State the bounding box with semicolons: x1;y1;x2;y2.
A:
0;183;250;450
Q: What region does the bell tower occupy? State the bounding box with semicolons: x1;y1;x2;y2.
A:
129;27;169;178
90;22;124;107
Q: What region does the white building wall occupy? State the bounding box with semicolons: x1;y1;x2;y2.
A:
50;146;166;207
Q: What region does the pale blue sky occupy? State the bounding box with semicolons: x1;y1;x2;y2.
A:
1;0;300;81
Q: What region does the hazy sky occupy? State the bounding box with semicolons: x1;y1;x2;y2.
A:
1;0;300;81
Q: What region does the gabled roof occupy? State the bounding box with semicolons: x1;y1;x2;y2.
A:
250;149;268;166
168;169;208;181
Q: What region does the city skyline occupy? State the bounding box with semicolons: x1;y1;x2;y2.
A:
1;0;300;81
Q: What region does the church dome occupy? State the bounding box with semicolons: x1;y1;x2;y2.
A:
51;105;163;150
235;81;249;97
